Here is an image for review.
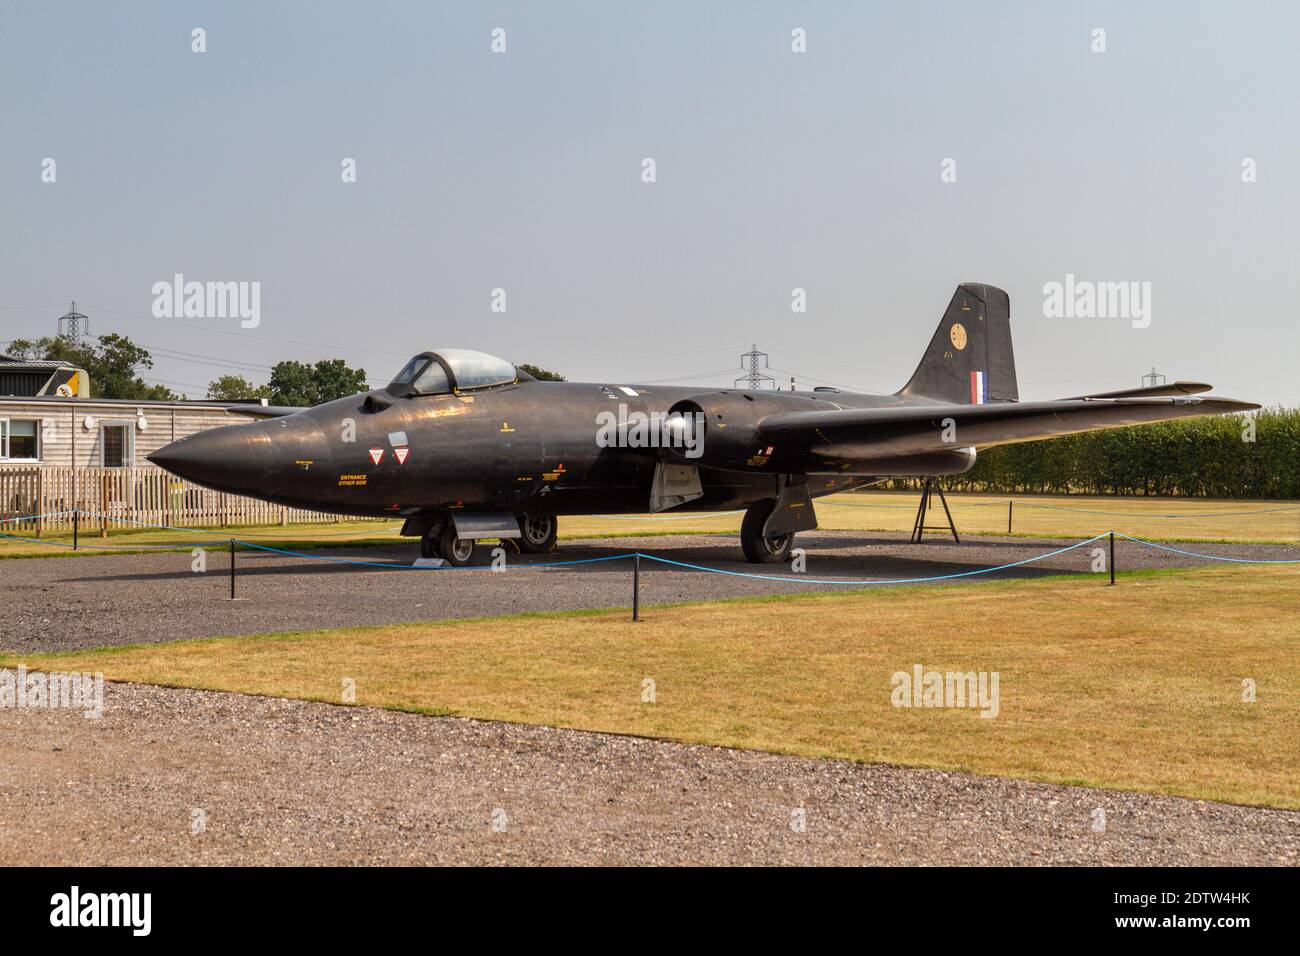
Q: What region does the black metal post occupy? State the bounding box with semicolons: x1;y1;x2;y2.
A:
936;485;960;544
910;479;930;543
632;553;640;621
230;539;236;599
1109;531;1115;586
73;509;79;551
1007;500;1013;535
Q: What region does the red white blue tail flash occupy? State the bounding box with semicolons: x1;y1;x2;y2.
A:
970;370;988;405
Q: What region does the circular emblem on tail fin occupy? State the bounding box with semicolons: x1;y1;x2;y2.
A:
949;323;968;350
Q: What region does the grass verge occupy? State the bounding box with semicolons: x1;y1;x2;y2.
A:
6;562;1297;809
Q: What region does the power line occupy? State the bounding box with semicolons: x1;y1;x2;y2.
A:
78;301;414;363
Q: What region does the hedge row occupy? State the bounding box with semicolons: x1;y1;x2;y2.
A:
906;408;1296;498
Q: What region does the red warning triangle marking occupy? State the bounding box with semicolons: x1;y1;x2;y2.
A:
394;446;409;465
368;448;384;465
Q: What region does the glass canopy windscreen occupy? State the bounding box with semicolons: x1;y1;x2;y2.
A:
435;349;516;389
388;356;428;390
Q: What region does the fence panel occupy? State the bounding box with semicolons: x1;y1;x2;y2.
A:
0;465;376;533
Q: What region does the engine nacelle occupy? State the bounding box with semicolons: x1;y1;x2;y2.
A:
664;391;813;470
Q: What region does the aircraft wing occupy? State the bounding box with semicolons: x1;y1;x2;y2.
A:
213;403;305;419
756;394;1259;463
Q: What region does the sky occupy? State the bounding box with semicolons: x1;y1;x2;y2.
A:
1;1;1296;404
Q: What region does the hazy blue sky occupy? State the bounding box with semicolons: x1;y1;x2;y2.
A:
2;1;1296;403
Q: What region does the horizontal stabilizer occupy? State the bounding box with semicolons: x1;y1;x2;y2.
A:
1064;381;1213;401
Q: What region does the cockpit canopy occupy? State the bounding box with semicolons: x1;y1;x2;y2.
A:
387;350;517;396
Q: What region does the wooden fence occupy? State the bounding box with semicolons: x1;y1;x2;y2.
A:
0;466;375;534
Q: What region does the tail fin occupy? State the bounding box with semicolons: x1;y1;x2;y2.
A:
898;283;1018;404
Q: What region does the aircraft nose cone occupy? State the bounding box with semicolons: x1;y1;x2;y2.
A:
148;423;274;494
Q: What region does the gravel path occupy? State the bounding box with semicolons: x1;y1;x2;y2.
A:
5;531;1296;653
0;683;1295;866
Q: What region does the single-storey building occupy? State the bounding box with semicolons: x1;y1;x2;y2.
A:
0;395;293;531
0;395;269;469
0;350;317;529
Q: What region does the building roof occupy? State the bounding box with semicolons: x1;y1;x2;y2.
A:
0;395;280;415
0;353;76;369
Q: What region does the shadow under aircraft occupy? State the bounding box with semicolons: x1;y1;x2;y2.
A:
150;283;1257;565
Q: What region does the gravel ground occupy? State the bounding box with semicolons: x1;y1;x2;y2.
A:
5;530;1296;653
0;682;1295;866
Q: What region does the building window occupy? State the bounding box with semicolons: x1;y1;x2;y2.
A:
0;419;41;461
101;423;133;468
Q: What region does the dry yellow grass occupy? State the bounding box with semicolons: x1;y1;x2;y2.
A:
9;564;1298;809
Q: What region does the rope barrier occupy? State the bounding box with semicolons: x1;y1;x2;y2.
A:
1112;532;1300;565
637;534;1111;585
590;511;744;520
224;532;1116;584
235;540;637;571
69;510;401;539
0;509;79;525
1014;502;1300;519
2;509;1298;585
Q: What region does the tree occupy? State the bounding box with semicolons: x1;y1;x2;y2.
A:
517;363;565;382
7;333;176;400
268;358;368;407
207;374;272;402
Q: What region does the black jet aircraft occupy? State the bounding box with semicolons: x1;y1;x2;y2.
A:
150;284;1257;564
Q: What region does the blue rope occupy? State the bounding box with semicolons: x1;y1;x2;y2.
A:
0;527;229;550
0;509;78;525
1115;532;1300;564
71;509;399;539
5;507;1300;579
235;540;637;571
229;534;1112;583
637;534;1111;585
1017;502;1300;519
590;511;743;520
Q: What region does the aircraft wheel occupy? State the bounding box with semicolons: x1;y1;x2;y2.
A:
438;526;478;566
740;500;794;564
513;514;558;554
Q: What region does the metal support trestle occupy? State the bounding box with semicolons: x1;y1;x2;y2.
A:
910;478;960;544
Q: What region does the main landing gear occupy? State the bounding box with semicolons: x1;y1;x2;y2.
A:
740;499;796;563
511;513;558;554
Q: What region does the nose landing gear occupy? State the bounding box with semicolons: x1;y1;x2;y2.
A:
419;523;478;566
417;513;556;565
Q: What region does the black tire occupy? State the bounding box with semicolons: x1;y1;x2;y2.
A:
438;525;477;566
419;532;440;559
740;499;795;563
513;514;558;554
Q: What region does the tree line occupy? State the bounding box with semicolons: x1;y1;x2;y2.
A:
8;333;563;407
934;409;1298;499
